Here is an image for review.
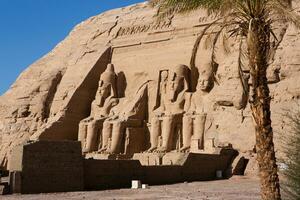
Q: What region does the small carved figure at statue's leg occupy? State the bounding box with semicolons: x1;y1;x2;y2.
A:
180;115;193;152
147;146;158;153
155;146;168;153
179;146;190;153
107;121;124;154
194;114;207;150
156;116;174;153
146;117;160;152
98;120;112;153
78;122;87;151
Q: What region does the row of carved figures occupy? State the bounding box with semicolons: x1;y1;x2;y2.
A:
78;63;247;155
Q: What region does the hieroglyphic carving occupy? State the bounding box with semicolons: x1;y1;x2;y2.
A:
116;20;172;37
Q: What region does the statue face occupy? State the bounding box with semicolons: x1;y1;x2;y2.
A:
197;77;210;91
167;72;184;102
96;79;111;106
161;71;168;82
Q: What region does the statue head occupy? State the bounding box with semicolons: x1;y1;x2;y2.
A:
167;64;190;102
161;70;168;82
197;63;214;92
95;64;117;106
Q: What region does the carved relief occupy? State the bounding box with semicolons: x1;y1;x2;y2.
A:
78;64;119;153
78;62;252;157
116;19;172;37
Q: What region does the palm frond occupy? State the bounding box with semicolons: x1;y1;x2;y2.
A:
267;0;300;29
222;33;231;55
150;0;237;18
190;18;221;69
204;32;214;50
237;38;249;108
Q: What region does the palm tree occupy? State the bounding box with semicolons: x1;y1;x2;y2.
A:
149;0;300;200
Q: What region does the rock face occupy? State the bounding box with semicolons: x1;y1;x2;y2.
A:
0;2;300;169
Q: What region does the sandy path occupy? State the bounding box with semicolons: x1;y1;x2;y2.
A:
2;176;260;200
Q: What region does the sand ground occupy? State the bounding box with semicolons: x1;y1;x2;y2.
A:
2;176;260;200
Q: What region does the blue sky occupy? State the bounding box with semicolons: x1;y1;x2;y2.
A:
0;0;145;95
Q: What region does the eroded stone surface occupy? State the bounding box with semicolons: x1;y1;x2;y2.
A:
1;2;300;169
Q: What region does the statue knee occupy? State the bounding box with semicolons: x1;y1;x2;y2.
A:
164;116;174;125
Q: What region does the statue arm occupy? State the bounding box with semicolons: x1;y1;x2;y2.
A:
104;98;119;109
184;93;194;114
90;100;98;116
94;93;102;106
153;105;165;117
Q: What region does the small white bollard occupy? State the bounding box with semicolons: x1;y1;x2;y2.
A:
142;184;149;189
216;170;223;179
132;180;142;189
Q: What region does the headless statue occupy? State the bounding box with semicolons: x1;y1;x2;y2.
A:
99;84;148;154
78;64;118;153
148;64;190;153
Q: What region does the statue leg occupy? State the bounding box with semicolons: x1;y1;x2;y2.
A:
99;120;112;152
193;114;207;150
147;117;160;152
109;121;125;154
157;116;174;153
78;121;87;150
180;115;193;152
85;120;99;153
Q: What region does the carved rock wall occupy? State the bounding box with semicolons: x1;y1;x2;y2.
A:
0;2;300;168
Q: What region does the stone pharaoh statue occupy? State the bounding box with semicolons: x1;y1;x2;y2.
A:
78;64;118;153
181;63;215;152
98;84;148;154
148;64;191;153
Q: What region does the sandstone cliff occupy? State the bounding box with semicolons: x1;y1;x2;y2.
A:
0;2;299;169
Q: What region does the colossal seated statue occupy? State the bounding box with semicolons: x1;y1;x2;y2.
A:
181;63;214;152
98;84;148;154
78;64;118;153
148;64;191;153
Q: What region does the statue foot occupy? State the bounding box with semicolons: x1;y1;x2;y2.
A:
82;149;90;154
155;146;168;153
105;150;116;155
145;147;157;153
179;146;190;153
97;147;107;153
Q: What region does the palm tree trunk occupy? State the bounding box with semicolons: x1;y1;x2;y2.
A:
247;19;281;200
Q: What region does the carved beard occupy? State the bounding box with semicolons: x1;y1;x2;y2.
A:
168;85;184;103
98;96;106;107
